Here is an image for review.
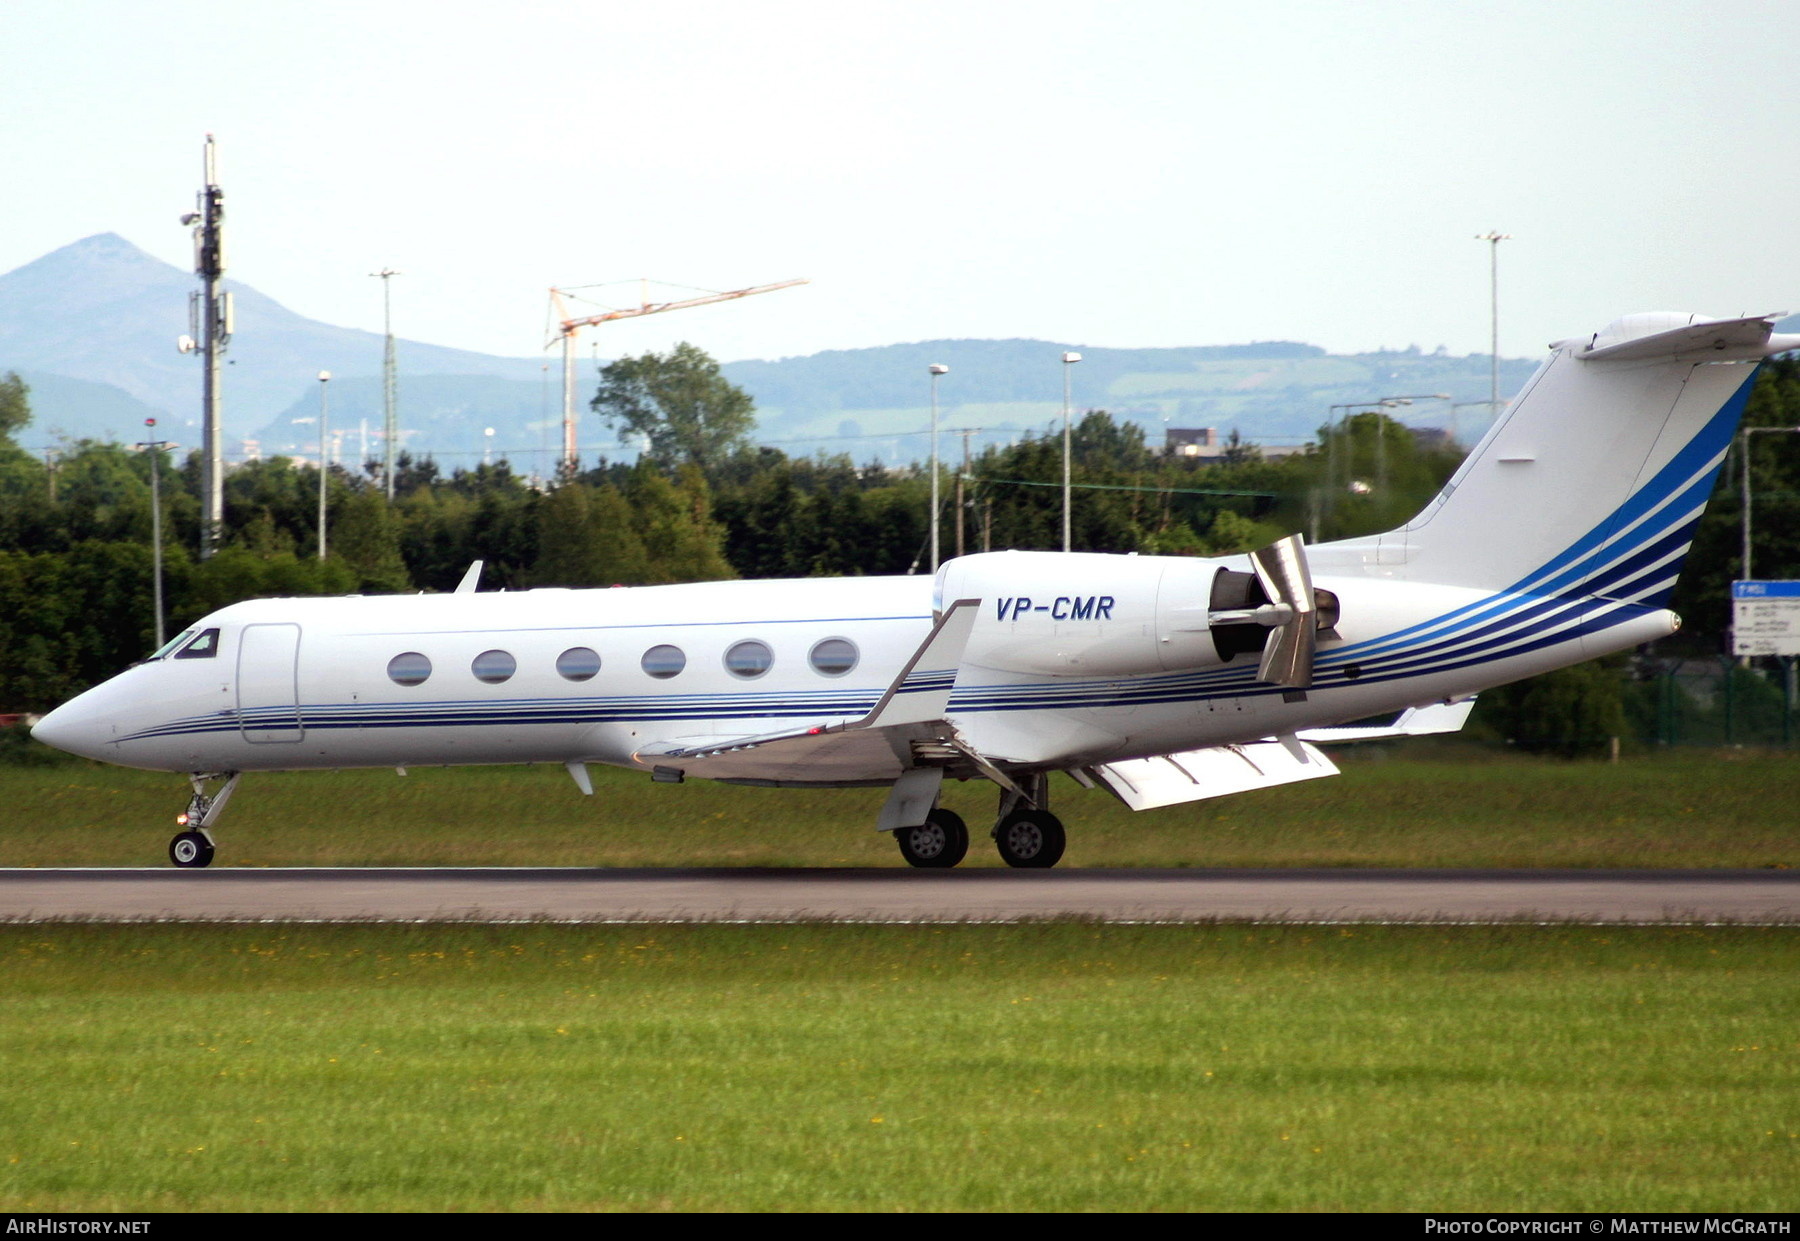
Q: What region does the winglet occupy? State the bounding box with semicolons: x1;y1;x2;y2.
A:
850;598;979;731
454;560;485;595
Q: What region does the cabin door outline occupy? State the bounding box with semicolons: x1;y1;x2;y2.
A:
237;623;304;744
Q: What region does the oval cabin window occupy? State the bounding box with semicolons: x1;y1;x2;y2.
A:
471;649;516;684
808;637;859;677
557;647;601;682
387;652;432;686
641;644;686;679
724;640;774;679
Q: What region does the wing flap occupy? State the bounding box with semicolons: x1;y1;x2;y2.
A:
1084;738;1339;811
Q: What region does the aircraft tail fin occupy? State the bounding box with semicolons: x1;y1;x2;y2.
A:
1342;312;1800;606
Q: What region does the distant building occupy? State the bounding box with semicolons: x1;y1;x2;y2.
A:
1164;427;1306;461
1166;427;1220;457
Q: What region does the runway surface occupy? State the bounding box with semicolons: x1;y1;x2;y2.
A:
2;867;1797;923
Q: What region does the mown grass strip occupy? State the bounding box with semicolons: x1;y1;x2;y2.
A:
1;922;1795;1211
9;748;1799;869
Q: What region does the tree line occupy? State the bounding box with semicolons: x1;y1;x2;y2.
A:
3;347;1798;749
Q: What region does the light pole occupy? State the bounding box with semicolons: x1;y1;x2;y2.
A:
135;418;171;649
1368;393;1450;493
1475;231;1512;415
316;371;331;560
1450;400;1497;447
929;364;948;571
1323;400;1396;515
1741;425;1800;581
1061;351;1081;552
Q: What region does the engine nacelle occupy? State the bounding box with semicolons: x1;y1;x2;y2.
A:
936;550;1336;679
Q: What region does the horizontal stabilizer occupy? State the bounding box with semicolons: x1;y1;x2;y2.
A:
1576;313;1800;364
1084;738;1339;812
1297;698;1476;743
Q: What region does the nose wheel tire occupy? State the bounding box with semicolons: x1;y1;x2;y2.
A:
896;809;969;869
994;809;1066;869
169;831;215;869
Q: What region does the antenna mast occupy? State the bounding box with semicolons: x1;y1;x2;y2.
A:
184;135;230;558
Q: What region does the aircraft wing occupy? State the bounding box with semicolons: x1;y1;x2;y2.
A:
1295;698;1475;743
631;599;981;786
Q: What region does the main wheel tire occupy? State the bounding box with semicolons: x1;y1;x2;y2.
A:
994;809;1066;869
169;830;215;869
896;808;969;869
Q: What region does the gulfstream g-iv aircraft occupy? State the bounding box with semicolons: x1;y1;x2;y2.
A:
32;311;1798;869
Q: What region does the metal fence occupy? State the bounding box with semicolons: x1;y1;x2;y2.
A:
1630;657;1799;747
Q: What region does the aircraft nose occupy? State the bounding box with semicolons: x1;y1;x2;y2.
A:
31;693;113;761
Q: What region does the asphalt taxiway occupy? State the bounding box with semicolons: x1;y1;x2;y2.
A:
1;867;1796;923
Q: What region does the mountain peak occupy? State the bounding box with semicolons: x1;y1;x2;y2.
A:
0;232;186;295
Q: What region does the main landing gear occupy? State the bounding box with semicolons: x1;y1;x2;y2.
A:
893;773;1066;870
895;808;969;868
993;807;1065;869
169;772;240;869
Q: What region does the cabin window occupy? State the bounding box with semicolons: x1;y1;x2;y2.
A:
641;644;686;679
471;649;516;684
387;651;433;686
151;629;196;660
173;628;221;660
557;647;601;682
724;639;774;679
809;637;858;677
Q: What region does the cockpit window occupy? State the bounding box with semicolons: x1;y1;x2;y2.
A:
149;629;196;661
173;628;221;660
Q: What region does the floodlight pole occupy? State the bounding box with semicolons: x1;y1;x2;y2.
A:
1476;232;1512;415
136;419;170;649
928;364;948;571
372;268;401;498
317;372;331;560
1061;352;1082;552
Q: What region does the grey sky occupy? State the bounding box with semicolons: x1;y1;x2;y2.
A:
5;0;1798;368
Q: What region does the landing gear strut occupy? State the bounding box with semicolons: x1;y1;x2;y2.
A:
992;774;1066;869
895;808;969;869
170;772;240;869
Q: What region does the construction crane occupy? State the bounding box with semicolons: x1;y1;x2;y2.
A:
547;276;808;475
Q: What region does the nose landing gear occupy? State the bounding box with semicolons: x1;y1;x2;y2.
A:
169;831;215;868
170;772;240;869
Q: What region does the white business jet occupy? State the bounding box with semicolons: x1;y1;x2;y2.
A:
33;311;1796;869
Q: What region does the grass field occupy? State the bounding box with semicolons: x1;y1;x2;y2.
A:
1;921;1794;1212
7;747;1798;869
